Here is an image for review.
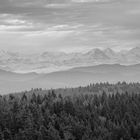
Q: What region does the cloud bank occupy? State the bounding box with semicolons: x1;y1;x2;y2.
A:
0;0;139;53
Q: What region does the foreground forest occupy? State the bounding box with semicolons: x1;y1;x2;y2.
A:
1;82;140;140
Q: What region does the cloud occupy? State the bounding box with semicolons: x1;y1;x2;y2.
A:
0;0;139;53
0;22;139;53
127;9;140;15
45;3;71;8
71;0;111;3
25;30;75;38
0;14;43;32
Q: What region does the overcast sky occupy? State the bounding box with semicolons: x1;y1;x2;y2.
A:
0;0;140;53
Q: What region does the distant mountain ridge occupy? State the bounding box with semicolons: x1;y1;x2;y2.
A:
0;47;140;73
1;63;140;94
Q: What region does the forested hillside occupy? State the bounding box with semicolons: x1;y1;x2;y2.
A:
1;83;140;140
1;64;140;94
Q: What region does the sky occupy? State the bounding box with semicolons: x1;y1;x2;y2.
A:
0;0;140;53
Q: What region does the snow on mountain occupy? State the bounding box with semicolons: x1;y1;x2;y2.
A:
85;48;109;59
0;47;140;73
104;48;116;58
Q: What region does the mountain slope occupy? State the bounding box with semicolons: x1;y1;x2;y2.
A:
1;64;140;94
1;47;140;73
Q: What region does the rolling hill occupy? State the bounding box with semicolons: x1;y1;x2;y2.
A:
1;64;140;94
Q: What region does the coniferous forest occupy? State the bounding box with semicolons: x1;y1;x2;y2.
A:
1;82;140;140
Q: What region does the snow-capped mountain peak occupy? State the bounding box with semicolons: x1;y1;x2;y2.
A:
0;47;140;73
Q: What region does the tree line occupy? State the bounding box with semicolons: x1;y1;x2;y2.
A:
0;82;140;140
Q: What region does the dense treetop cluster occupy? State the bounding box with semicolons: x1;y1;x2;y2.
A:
1;82;140;140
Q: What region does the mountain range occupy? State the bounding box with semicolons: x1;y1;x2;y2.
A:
0;47;140;73
1;63;140;94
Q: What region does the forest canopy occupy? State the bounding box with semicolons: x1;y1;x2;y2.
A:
0;82;140;140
